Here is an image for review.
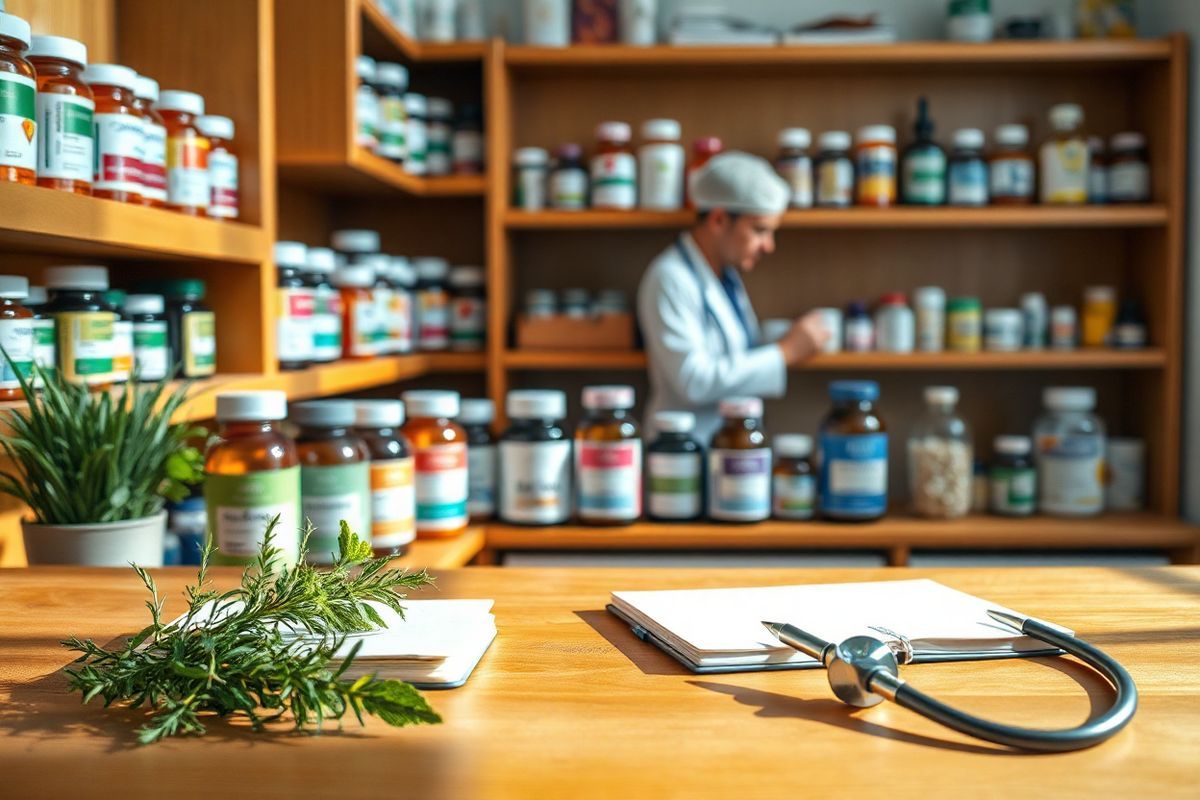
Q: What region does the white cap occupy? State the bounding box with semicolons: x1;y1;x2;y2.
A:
331;265;374;288
514;147;549;167
274;241;308;269
953;128;985;149
125;294;164;314
924;385;959;406
414;257;449;280
985;308;1022;323
375;62;409;90
994;124;1028;147
0;275;28;299
654;410;695;433
507;389;566;420
134;74;159;102
856;125;896;144
778;128;811;149
994;435;1032;455
292;399;356;428
582;385;635;410
458;398;495;425
355;54;376;80
217;390;287;421
44;266;108;290
402;390;460;419
0;12;31;47
595;121;631;143
158;89;205;116
641;118;681;141
1044;386;1096;411
774;433;813;458
914;286;946;306
355;399;405;429
719;396;763;419
331;229;380;254
404;93;427;115
83;63;138;91
689;151;790;216
1049;103;1084;131
1110;132;1146;152
449;266;484;288
28;35;87;66
359;253;391;274
307;246;336;273
26;286;48;305
427;96;453;119
197;114;234;140
1084;285;1116;303
391;258;416;287
818;131;851;151
1019;291;1046;309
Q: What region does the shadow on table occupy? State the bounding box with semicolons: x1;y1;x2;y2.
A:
574;609;692;676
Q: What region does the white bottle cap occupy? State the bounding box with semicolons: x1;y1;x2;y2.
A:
449;266;485;288
641;118;681;142
355;54;377;80
44;266;108;291
507;389;566;420
458;398;495;425
134;74;159;102
582;385;635;410
774;433;813;458
414;257;449;280
391;258;416;287
125;294;165;315
28;35;87;66
83;63;138;92
818;130;851;151
1019;291;1046;309
355;399;405;429
913;286;946;307
331;229;380;254
778;128;812;149
924;385;959;406
1044;386;1096;412
1110;131;1146;152
0;12;32;47
26;286;48;305
1084;285;1116;303
514;147;549;167
856;125;896;144
427;96;453;119
217;390;287;422
994;435;1032;455
292;400;357;428
595;121;632;143
158;89;205;116
274;241;308;269
404;93;427;115
402;390;460;419
307;246;336;273
197;114;234;140
719;396;763;419
953;128;985;149
1048;103;1084;131
376;62;409;90
654;410;695;433
994;124;1028;147
0;275;28;299
330;265;374;288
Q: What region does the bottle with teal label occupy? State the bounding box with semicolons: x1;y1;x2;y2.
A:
293;400;372;564
901;96;947;206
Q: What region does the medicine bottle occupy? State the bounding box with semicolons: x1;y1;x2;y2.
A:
83;63;143;203
449;265;486;351
1050;305;1077;349
913;286;945;352
855;125;897;207
375;61;408;163
28;35;93;195
459;397;497;522
0;12;36;186
989;124;1034;205
293;400;372;564
333;265;376;360
843;300;874;352
639;118;685;211
946;297;982;352
274;240;315;371
1087;135;1107;204
499;389;572;526
947;128;988;207
426;96;453;176
1040;103;1089;205
415;256;450;351
814;131;854;209
155;279;216;378
907;386;972;519
1107;132;1150;204
775;127;813;209
1112;298;1147;349
819;380;888;522
355;399;415;557
576;385;642;525
403;92;428;175
124;293;169;382
204;390;301;566
43;265;116;388
708;396;771;523
401;390;469;538
874;293;914;353
452;102;484;175
984;308;1023;352
646;410;703;521
514;146;549;210
305;247;343;364
197;114;238;220
1082;285;1116;347
132;75;167;207
1021;292;1048;349
104;289;132;384
900;97;946;206
364;253;395;354
332;228;380;263
772;434;815;521
355;55;379;151
685;136;722;208
989;435;1036;517
391;256;416;354
591;121;636;210
24;285;55;386
158;90;210;215
1034;387;1106;516
549;143;586;210
0;275;33;400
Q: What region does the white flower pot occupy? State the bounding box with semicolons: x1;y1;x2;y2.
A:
22;511;168;567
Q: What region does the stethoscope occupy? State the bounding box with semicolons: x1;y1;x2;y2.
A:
763;610;1138;752
674;235;743;354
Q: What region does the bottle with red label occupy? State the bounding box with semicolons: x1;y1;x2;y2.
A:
82;63;143;204
197;114;238;220
576;384;642;525
132;75;167;207
401;390;469;538
157;89;209;216
274;241;315;371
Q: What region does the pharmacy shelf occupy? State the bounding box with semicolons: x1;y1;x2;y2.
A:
279;149;488;197
393;527;486;570
360;0;488;63
0;182;268;263
504;350;650;370
504;205;1169;231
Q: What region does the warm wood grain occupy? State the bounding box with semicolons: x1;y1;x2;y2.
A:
395;527;484;569
5;0;115;62
0;565;1197;798
280;149;488;196
359;0;486;63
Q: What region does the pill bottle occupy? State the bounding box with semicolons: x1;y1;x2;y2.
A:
1034;386;1106;516
685;136;722;207
907;386;971;519
1082;285;1116;347
293;400;372;563
158;90;210;215
355;399;415;556
989;124;1034;205
305;247;343;363
0;275;33;400
1050;305;1077;349
452;102;484;175
332;228;381;263
197;114;237;220
900;97;946;206
591;121;636;210
576;384;642;525
874;293;914;353
1105;437;1144;511
639;118;685;211
43;265;115;388
375;61;408;162
855;125;897;207
548;143;587;209
28;35;93;195
946;297;982;352
132;75;167;207
449;265;486;351
459;397;497;522
403;92;428;175
355;55;379;151
514;146;549;210
775;128;813;209
984;308;1023;351
24;285;55;386
364;254;394;354
155;278;216;378
391;256;416;354
1040;103;1089;205
415;256;450;351
843;300;874;352
401;390;468;538
1020;292;1048;348
819;380;888;522
426;96;453;176
333;264;376;360
772;433;815;521
989;435;1036;517
815;131;854;208
204;390;301;566
947;128;988;207
104;288;132;384
1107;132;1150;203
83;63;143;203
124;293;169;382
913;286;946;352
646;410;703;522
499;389;572;526
274;240;315;371
0;12;35;185
708;396;771;523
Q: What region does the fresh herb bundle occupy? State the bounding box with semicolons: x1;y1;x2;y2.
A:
62;518;441;744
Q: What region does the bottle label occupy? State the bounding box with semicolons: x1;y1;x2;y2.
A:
93;112;143;194
405;119;428;174
947;310;981;351
37;92;93;182
312;287;344;361
167;130;210;208
427;123;451;174
856;145;896;205
990;158;1034;200
31;317;55;386
915;307;944;352
948;159;988;205
132;320;169;381
515;166;547;210
1109;162;1150;203
577;439;642;521
348;295;376;357
776;155;813;209
301;461;372;563
708;448;771;522
452;130;483;173
417;288;449;350
450;296;485;350
639;143;685;210
902;150;946;205
182;310;216;376
54;311;115;385
549;168;586;209
390;288;413;353
467;443;497;517
819;433;888;517
990;466;1036;515
378;95;407;159
844;318;874;352
413;441;469;532
773;473;816;519
208;149;238;218
1037;434;1104;514
0;317;34;389
141;120;168;201
372;285;394;351
500;440;572;524
1040;139;1089;204
355;85;378;147
591;151;637;209
371;456;416;548
817;158;853;207
0;72;36;172
205;467;301;565
277;287;315;363
647;451;701;520
112;319;133;381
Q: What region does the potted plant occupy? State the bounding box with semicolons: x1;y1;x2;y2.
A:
0;362;204;567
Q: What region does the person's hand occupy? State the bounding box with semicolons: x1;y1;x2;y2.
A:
776;310;832;365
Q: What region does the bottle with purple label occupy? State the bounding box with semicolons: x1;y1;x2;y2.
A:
819;380;889;522
708;397;771;523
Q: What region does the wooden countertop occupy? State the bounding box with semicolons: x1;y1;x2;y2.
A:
1;566;1198;798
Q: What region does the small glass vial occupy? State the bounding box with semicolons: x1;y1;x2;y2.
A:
459;397;497;522
1107;132;1150;204
708;397;771;523
576;385;642;525
1034;387;1106;517
414;256;450;351
908;386;972;519
989;435;1036;517
24;285;55;387
274;240;315;371
843;300;874;352
403;92;428;175
775;127;813;209
125;293;169;382
197;114;238;220
591;121;636;210
204;390;301;566
989;124;1034;205
874;293;915;353
772;434;816;521
83;63;143;203
452;102;484;175
901;97;946;206
333;265;376;360
0;275;34;400
293;400;372;563
133;75;167;207
43;265;116;388
855;125;897;207
0;12;36;185
305;247;344;364
1040;103;1089;205
947;128;988;207
514;146;549;210
401;390;468;538
354;55;379;152
375;61;408;163
158;278;216;378
549;144;588;210
158;90;210;215
638;118;685;211
425;96;453;176
819;380;888;522
449;265;486;351
355;399;415;557
499;389;572;526
28;35;93;195
646;410;703;522
104;288;132;384
815;131;854;208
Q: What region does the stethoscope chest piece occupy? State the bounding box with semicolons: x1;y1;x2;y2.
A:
826;636;898;708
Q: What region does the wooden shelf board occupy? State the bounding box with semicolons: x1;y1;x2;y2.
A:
279;150;487;197
360;0;487;63
392;528;486;570
0;182;267;263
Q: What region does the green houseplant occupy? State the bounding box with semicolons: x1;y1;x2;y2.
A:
0;361;204;566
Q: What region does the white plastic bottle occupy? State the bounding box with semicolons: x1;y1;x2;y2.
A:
1034;387;1106;516
638;119;684;211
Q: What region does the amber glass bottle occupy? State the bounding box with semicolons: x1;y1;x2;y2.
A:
157;89;209;216
0;13;36;186
0;275;34;401
401;390;468;538
28;35;93;195
292;400;372;565
82;63;142;203
576;385;641;525
355;399;414;557
708;397;771;523
772;434;816;520
133;75;167;207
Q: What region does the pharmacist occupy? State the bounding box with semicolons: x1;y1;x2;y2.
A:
637;151;830;440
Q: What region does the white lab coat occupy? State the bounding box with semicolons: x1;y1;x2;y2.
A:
637;232;786;443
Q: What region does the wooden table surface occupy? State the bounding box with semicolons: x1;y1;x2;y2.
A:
2;565;1198;799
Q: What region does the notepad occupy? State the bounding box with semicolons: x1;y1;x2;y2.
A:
608;579;1066;673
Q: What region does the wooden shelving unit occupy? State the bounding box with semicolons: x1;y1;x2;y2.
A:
393;527;486;569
